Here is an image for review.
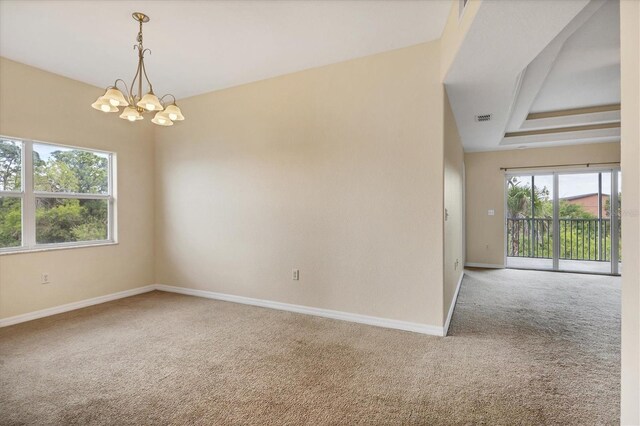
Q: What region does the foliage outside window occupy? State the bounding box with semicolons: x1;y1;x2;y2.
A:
0;137;114;252
507;175;620;262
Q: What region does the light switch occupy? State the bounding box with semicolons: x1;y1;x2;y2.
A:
488;209;495;216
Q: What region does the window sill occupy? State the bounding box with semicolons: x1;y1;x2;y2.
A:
0;241;118;256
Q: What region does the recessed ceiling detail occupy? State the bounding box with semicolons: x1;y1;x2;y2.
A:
528;0;620;114
500;103;621;147
444;0;620;152
497;0;621;150
505;121;620;138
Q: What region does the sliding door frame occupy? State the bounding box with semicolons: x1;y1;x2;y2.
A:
611;172;620;275
504;166;621;276
553;174;560;270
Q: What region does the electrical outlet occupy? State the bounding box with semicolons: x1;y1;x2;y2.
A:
41;273;50;284
292;269;300;281
455;259;459;270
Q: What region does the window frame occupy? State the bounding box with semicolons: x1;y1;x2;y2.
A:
0;135;116;254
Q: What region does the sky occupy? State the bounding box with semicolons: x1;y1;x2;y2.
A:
33;143;62;161
33;143;108;162
513;172;618;198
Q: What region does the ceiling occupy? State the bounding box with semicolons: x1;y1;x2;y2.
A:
529;0;620;113
0;0;451;100
445;0;621;152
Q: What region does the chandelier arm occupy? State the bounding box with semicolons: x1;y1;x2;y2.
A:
140;50;154;93
159;94;177;107
130;53;142;103
113;79;132;101
137;57;143;101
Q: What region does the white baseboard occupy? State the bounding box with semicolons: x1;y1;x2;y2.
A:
0;283;444;337
465;262;505;269
443;272;464;336
0;285;156;327
155;284;444;336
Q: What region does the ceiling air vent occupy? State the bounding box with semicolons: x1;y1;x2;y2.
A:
475;114;492;122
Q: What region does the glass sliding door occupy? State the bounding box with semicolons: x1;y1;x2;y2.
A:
532;175;554;270
558;172;611;274
505;168;621;275
506;174;554;270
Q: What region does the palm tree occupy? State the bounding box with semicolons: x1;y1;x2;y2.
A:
507;177;531;256
507;177;552;256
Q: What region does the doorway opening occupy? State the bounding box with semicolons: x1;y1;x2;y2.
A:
505;169;621;275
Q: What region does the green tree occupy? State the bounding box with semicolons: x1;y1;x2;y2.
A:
48;150;108;193
0;140;23;247
1;143;110;248
36;199;84;243
0;197;21;247
32;148;109;244
36;199;107;244
507;177;551;219
0;140;21;191
559;201;595;219
604;194;621;218
34;159;79;193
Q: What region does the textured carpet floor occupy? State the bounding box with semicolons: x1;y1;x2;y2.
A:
0;269;619;425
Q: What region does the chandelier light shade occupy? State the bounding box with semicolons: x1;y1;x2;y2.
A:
119;106;143;122
164;104;185;121
137;92;164;112
152;111;174;126
90;12;184;126
91;96;119;113
104;88;129;107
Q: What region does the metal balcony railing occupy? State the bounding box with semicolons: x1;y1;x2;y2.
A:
507;218;613;262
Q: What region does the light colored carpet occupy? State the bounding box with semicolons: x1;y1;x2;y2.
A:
0;269;619;425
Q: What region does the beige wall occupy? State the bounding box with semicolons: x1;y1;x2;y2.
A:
620;0;640;423
155;42;447;327
0;58;155;319
443;91;464;323
465;143;621;266
2;2;638;422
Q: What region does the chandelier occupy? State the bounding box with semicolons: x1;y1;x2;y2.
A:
91;12;184;126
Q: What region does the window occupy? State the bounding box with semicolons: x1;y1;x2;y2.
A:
0;136;115;252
